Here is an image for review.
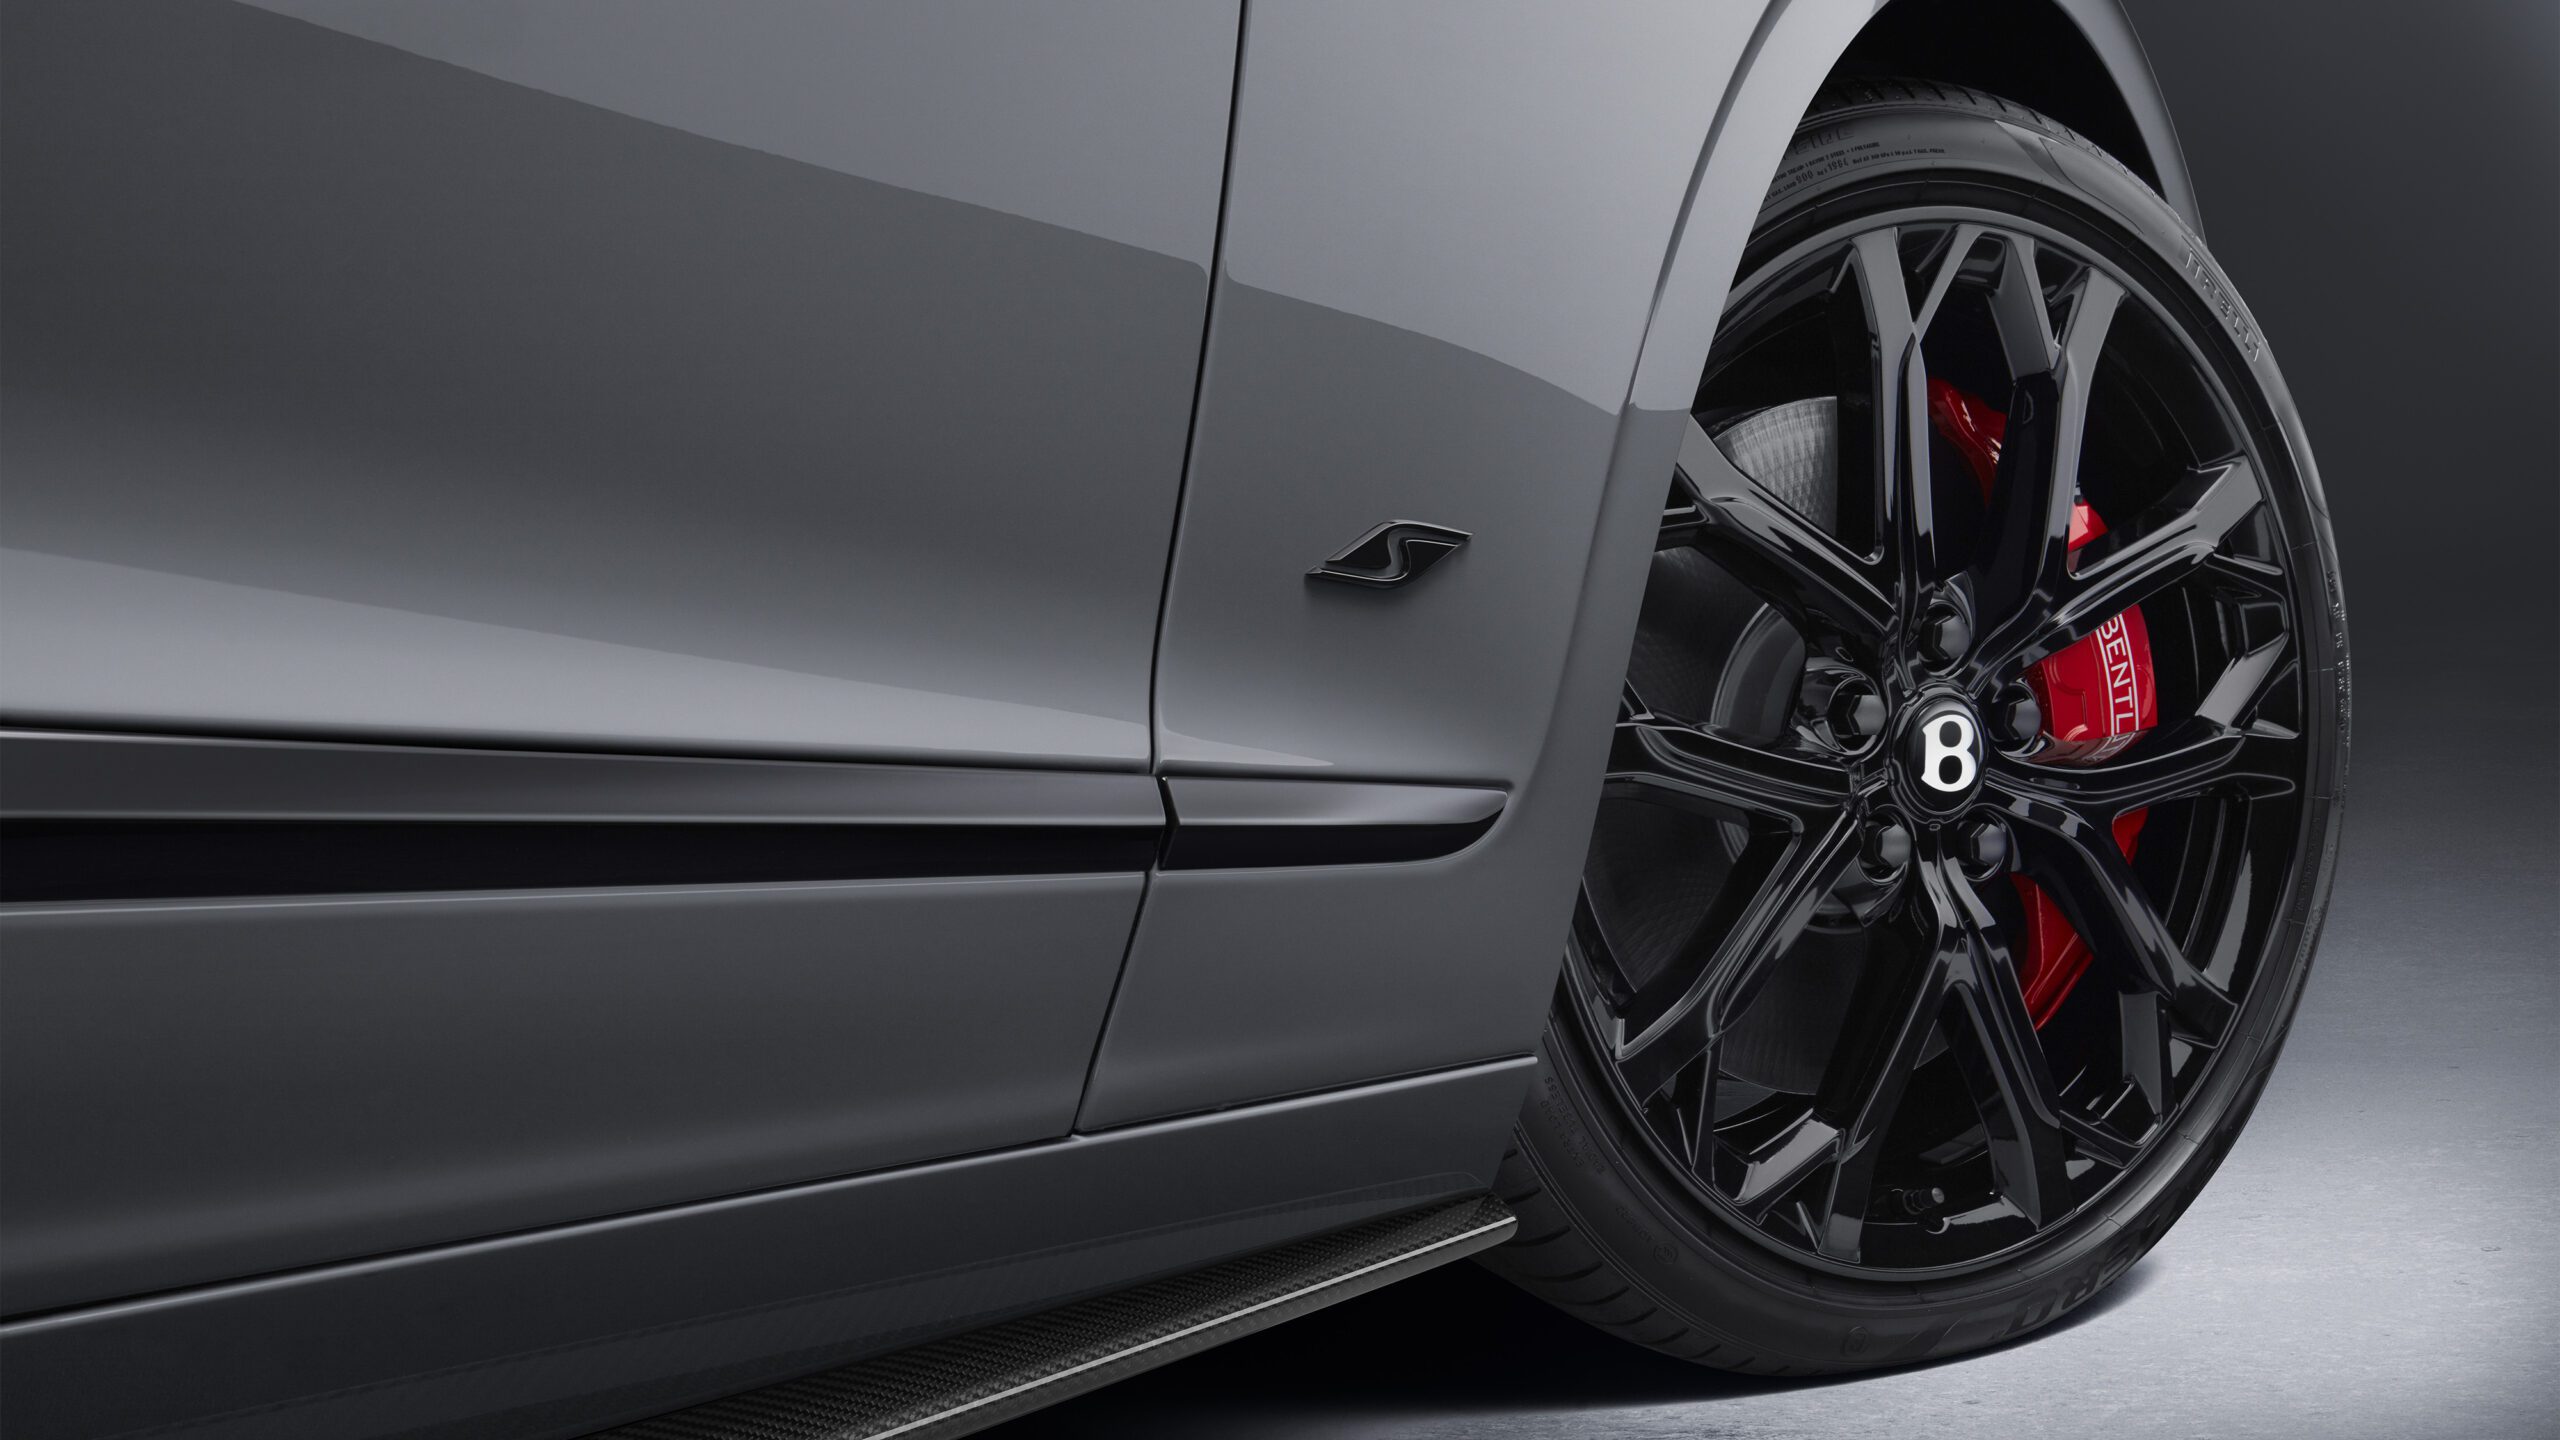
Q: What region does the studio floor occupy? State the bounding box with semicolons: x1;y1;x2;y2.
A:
991;706;2558;1439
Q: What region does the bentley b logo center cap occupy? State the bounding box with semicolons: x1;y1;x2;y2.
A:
1897;694;1984;817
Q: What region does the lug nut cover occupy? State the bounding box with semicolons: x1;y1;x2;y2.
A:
1829;684;1888;740
1994;686;2044;748
1919;605;1971;667
1958;817;2010;873
1862;819;1914;872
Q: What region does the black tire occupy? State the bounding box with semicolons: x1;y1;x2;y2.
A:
1482;80;2348;1374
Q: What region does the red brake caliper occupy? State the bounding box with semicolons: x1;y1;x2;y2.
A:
1928;379;2155;1026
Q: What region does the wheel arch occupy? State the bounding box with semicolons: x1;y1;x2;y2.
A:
1627;0;2195;415
1833;0;2198;227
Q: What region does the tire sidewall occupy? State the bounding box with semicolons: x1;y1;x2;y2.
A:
1519;96;2349;1372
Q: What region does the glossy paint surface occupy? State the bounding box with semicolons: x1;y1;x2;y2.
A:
0;0;1234;767
1154;1;1748;779
0;872;1144;1311
1087;406;1693;1125
0;0;1232;1318
0;730;1166;827
1089;0;1754;1123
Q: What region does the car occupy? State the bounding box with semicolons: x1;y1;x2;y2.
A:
0;2;2348;1436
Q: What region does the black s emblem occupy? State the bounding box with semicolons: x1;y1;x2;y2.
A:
1307;521;1470;590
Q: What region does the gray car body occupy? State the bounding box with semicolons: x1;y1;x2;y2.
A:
0;3;2195;1435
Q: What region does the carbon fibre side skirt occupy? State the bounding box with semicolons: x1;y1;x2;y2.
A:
595;1194;1516;1440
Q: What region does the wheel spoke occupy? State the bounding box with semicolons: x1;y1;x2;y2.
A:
1728;1107;1843;1222
1840;230;1948;594
1989;718;2294;818
1613;808;1860;1100
1680;1056;1723;1171
1971;267;2124;672
2120;990;2174;1121
1605;714;1852;823
1909;224;1986;339
2009;457;2264;673
2196;552;2289;606
1934;860;2077;1224
1983;623;2297;818
1669;417;1893;643
1986;232;2058;380
1570;887;1646;1003
2004;813;2237;1039
2195;631;2290;729
1814;911;1958;1263
2060;1109;2144;1170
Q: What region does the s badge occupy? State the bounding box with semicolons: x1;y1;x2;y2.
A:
1307;521;1470;590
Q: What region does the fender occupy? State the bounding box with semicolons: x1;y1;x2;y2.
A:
1633;0;2194;415
2049;0;2202;226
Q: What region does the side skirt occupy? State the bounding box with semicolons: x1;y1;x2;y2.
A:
599;1194;1516;1440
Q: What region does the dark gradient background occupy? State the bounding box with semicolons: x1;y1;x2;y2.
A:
989;1;2560;1435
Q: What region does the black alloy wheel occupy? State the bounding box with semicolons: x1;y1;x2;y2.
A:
1488;81;2346;1370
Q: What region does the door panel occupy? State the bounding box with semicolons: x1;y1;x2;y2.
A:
0;871;1143;1314
0;0;1235;767
0;0;1236;1311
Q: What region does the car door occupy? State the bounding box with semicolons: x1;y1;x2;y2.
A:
0;0;1235;1315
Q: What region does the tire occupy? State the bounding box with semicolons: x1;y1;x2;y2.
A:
1482;79;2348;1374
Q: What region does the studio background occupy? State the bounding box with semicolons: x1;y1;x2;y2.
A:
992;1;2560;1435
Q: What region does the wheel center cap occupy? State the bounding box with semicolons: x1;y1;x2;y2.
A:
1893;692;1986;818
